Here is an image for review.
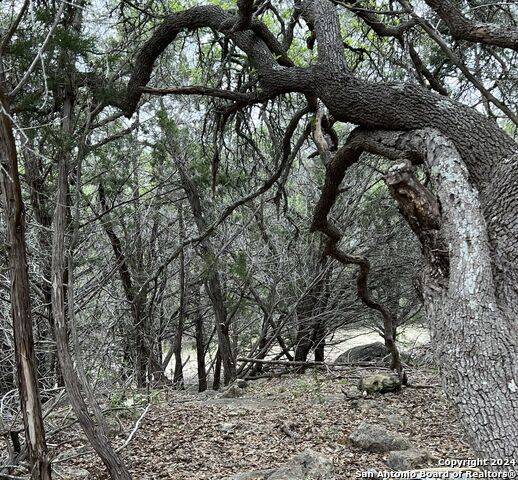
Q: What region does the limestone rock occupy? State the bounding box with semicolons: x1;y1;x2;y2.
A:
358;373;401;394
350;422;412;452
54;466;91;478
224;469;276;480
223;449;334;480
221;384;244;398
387;449;432;470
269;449;335;479
219;422;238;433
386;413;407;427
336;342;388;363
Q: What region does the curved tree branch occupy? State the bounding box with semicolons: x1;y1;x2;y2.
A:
139;85;257;103
424;0;518;51
122;5;303;116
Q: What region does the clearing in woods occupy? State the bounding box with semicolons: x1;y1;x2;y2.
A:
58;367;470;479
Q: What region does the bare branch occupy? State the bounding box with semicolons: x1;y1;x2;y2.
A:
334;1;417;39
139;85;256;103
0;0;30;56
424;0;518;51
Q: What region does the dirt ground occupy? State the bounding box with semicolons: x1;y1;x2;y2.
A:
54;367;472;480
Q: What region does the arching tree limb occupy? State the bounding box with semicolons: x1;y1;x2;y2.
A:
423;0;518;51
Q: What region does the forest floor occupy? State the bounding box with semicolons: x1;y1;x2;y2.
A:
52;366;473;480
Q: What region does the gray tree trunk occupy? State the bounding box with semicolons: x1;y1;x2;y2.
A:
0;75;52;480
51;81;132;480
419;132;518;461
357;128;518;463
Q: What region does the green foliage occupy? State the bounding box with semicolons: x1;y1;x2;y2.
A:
230;250;247;279
51;28;94;56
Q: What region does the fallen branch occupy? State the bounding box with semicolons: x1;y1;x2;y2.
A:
0;474;28;480
116;403;151;452
237;357;389;369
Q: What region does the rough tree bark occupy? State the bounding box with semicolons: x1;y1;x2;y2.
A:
312;126;518;463
116;0;518;464
0;74;52;480
357;128;518;463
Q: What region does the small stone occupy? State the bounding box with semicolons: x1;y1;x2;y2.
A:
219;422;237;433
269;449;335;480
386;413;406;427
388;449;432;470
350;423;412;452
223;469;276;480
221;384;243;398
222;449;334;480
55;466;91;478
358;373;402;394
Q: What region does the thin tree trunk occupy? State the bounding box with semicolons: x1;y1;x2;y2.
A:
178;164;236;384
172;203;186;389
0;78;52;480
194;287;207;392
213;348;222;391
67;110;109;433
51;88;132;480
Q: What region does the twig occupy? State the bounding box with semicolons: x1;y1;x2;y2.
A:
116;403;151;452
10;1;66;97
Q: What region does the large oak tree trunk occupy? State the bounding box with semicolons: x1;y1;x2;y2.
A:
419;133;518;460
0;84;52;480
349;128;518;463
